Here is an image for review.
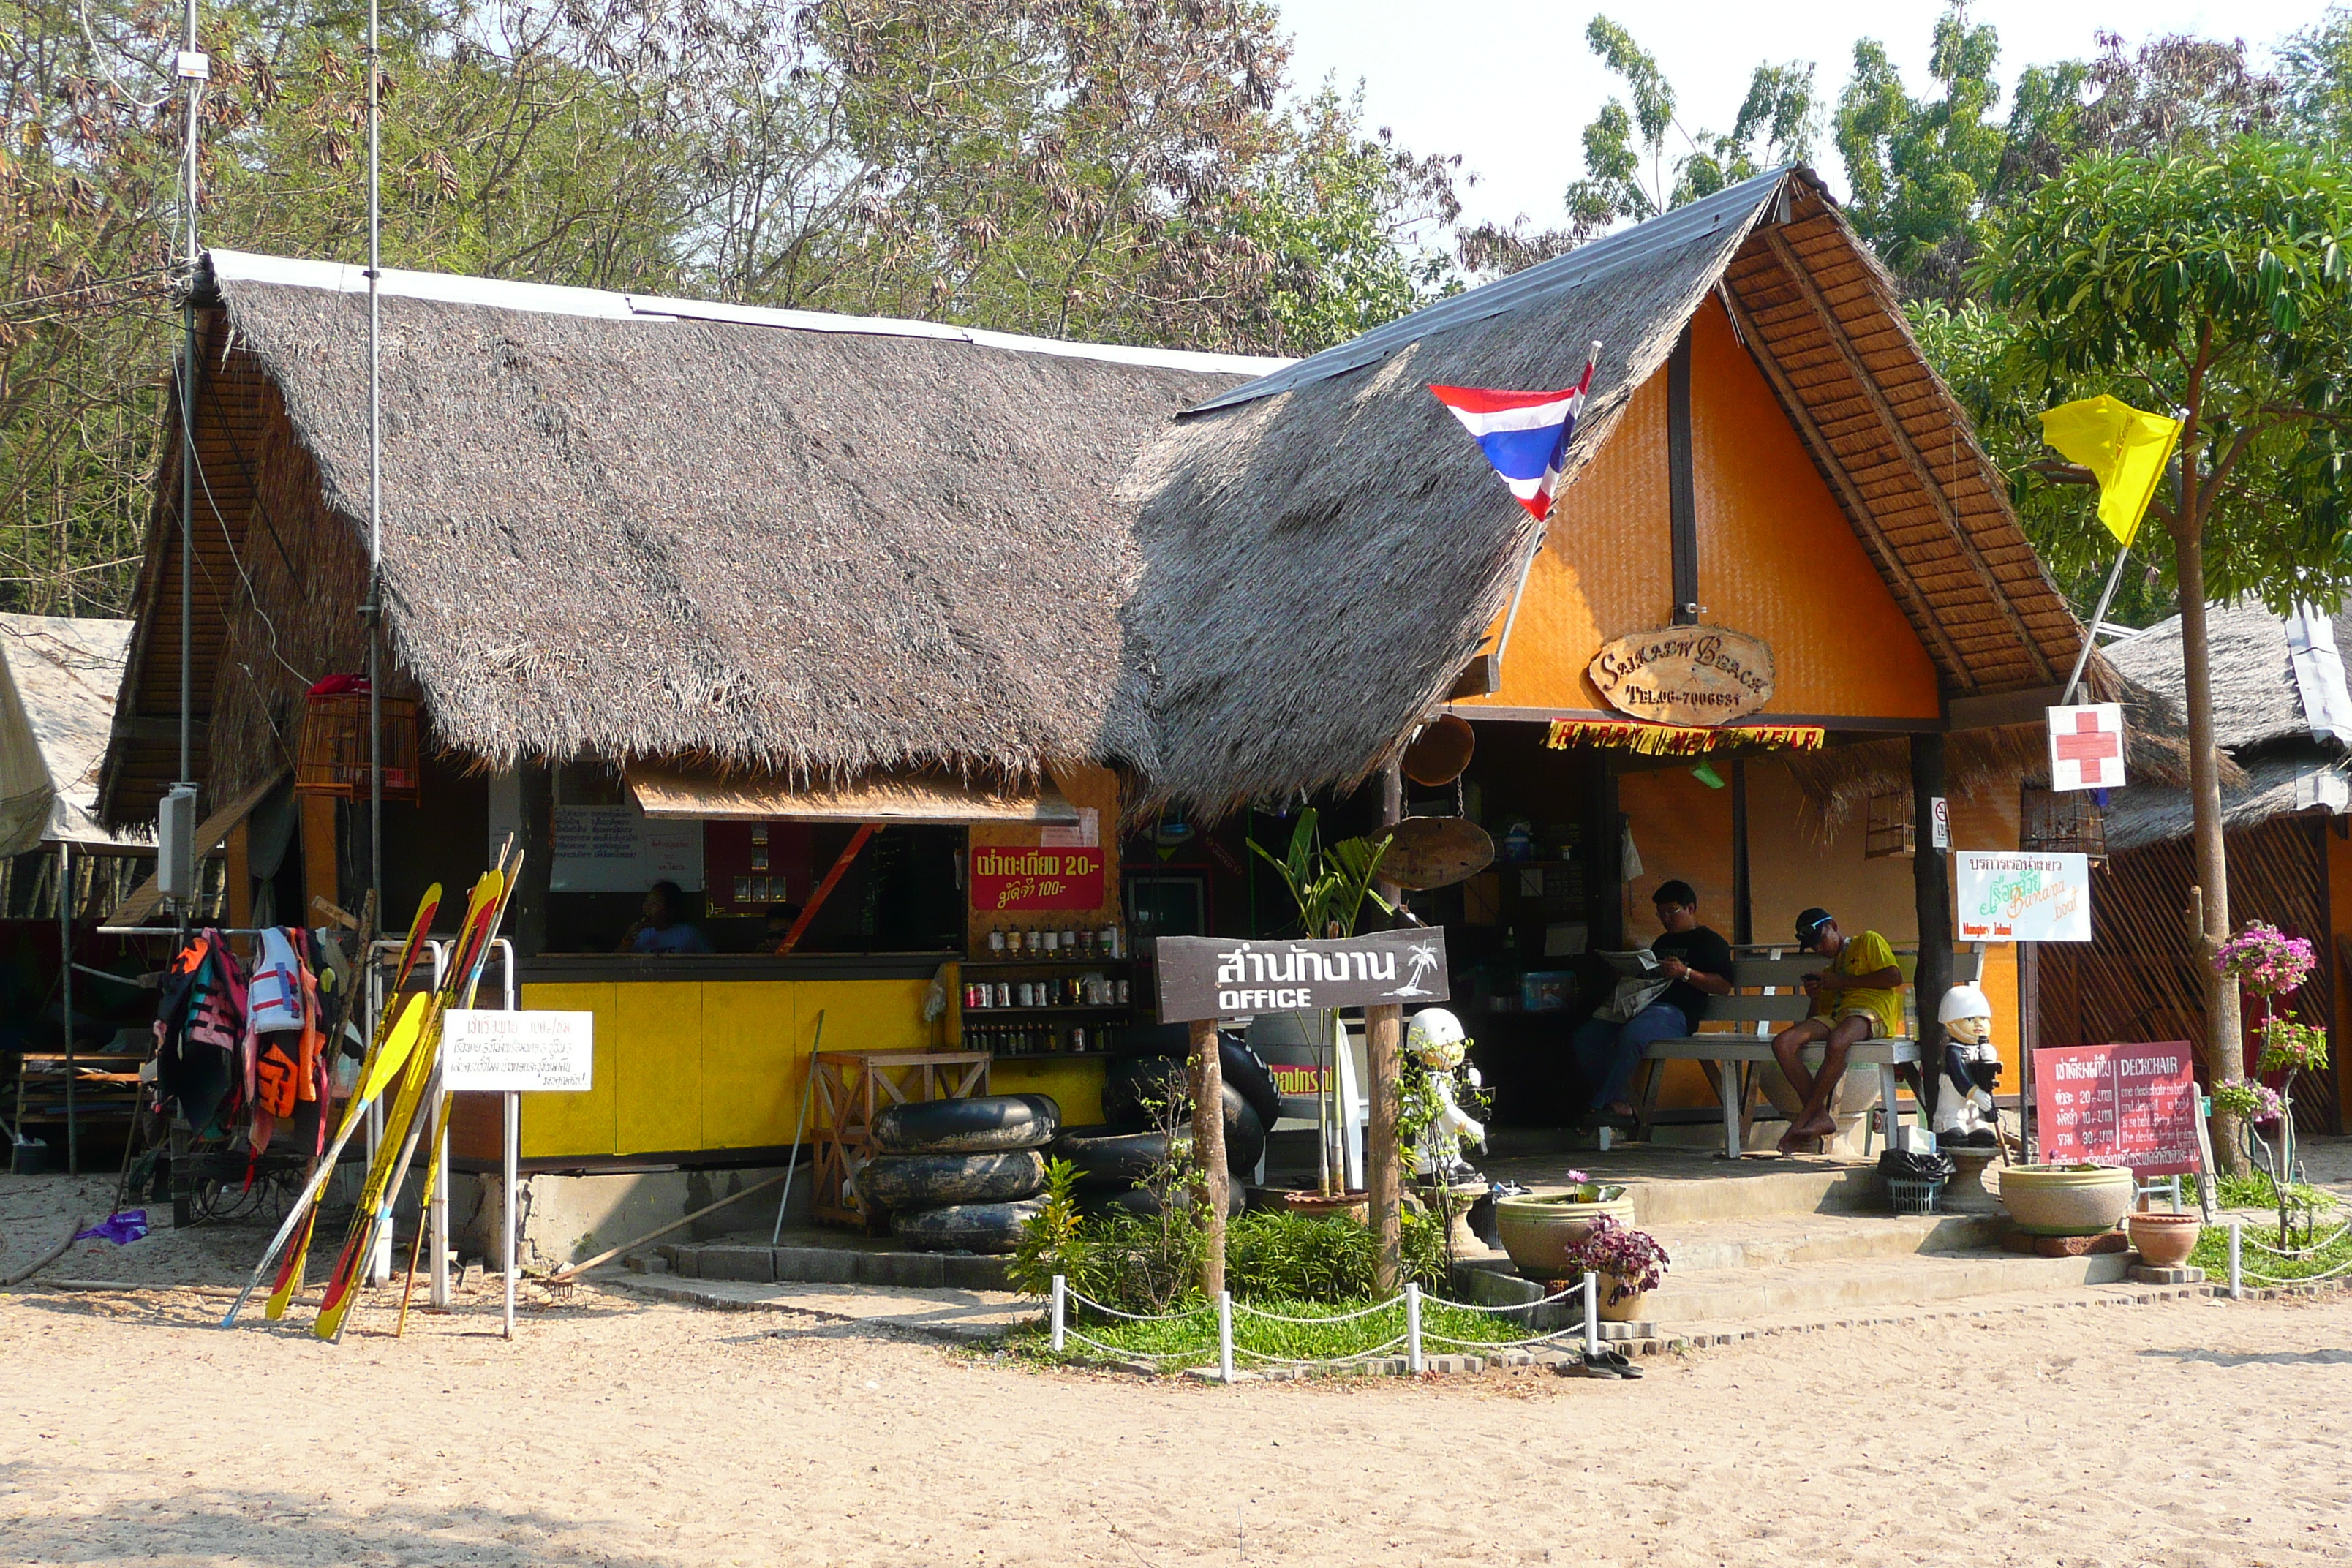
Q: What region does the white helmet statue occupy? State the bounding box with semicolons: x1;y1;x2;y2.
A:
1406;1007;1469;1069
1937;983;1993;1026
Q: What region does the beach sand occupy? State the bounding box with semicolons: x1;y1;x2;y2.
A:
4;1174;2349;1567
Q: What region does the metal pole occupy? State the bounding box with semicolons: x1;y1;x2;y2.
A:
2228;1218;2243;1300
502;1089;518;1339
1582;1273;1599;1360
2059;543;2134;707
59;842;76;1175
177;0;197;839
427;1101;449;1308
1049;1275;1066;1354
1404;1281;1423;1374
365;0;384;912
1216;1289;1235;1384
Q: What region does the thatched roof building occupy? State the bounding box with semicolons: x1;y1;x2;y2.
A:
2099;600;2351;851
105;165;2097;829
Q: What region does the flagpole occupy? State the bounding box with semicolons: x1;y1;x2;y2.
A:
2058;540;2132;707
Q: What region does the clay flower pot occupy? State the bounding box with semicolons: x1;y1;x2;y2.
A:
1493;1188;1635;1276
1594;1273;1651;1323
2126;1210;2202;1269
1281;1190;1370;1225
1997;1164;2135;1237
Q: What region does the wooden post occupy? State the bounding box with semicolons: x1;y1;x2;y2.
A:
1368;761;1406;1294
299;794;339;924
1188;1016;1228;1297
512;763;553;958
1910;732;1952;1128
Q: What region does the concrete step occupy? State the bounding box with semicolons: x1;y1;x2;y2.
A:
1643;1213;2005;1271
1634;1249;2131;1324
655;1236;1011;1292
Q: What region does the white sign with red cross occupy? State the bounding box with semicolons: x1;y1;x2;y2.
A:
2046;704;2127;793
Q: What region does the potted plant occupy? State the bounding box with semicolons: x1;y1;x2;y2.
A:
1564;1215;1670;1322
1493;1172;1635;1276
2216;923;2330;1244
1996;1161;2135;1236
2124;1207;2202;1268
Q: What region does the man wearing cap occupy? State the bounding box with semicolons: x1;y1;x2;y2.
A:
1771;908;1904;1154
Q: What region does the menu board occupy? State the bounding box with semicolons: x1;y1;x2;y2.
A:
551;806;704;892
969;845;1106;912
2033;1042;2199;1176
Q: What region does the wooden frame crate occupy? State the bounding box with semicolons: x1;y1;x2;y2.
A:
810;1048;990;1229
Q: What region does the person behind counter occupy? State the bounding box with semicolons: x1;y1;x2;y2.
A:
1571;880;1733;1122
619;879;712;955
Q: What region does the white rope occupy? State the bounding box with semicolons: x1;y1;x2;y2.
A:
1058;1327;1205;1362
1061;1288;1212;1324
2237;1221;2352;1259
2235;1255;2352;1286
1422;1284;1588;1314
1231;1335;1409;1369
1420;1322;1598;1352
1229;1297;1403;1326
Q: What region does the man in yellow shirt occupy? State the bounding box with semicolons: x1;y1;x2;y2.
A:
1771;907;1904;1154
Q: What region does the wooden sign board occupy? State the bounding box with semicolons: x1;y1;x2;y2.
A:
2033;1041;2198;1177
1156;930;1449;1023
970;845;1106;912
1588;625;1775;727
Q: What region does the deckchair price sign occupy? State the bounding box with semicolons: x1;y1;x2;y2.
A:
2032;1042;2198;1176
441;1010;595;1093
1155;930;1448;1023
969;845;1105;912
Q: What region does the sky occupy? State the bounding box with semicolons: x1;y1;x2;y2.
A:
1274;0;2335;232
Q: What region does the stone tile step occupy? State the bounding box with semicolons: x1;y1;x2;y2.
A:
1643;1212;2008;1271
591;1268;1030;1343
1480;1153;1893;1225
658;1238;1011;1292
1636;1249;2133;1324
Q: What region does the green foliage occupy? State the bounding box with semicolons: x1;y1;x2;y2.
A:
1246;807;1393;941
1975;138;2352;611
1018;1201;1449;1316
1223;1208;1448;1302
1564;16;1816;236
1012;1290;1526;1366
1006;1156;1093;1300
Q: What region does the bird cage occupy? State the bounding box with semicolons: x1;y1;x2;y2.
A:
295;689;422;804
2019;784;2106;862
1863;788;1914;859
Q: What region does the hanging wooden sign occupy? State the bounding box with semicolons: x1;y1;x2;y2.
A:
1587;625;1776;727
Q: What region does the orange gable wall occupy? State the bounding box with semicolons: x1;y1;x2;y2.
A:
1458;298;1941;723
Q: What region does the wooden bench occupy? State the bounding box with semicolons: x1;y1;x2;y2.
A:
1634;947;1986;1158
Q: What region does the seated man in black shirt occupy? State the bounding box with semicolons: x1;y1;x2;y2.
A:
1571;880;1735;1120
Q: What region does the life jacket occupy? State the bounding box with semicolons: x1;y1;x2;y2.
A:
153;931;246;1132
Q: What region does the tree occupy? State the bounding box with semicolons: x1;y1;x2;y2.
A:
1978;140;2352;1163
1564;16;1816;238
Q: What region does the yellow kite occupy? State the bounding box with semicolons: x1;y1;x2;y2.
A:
2038;395;2184;548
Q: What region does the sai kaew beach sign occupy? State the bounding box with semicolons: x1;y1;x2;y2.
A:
1954;851;2092;943
1155;930;1449;1023
1587;625;1776;727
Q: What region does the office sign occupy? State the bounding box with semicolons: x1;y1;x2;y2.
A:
2034;1042;2198;1176
442;1010;595;1093
1156;930;1449;1023
1955;850;2092;943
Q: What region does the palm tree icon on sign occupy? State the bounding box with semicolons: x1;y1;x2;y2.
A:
1392;941;1440;998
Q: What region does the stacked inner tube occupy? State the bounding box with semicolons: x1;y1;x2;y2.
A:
867;1093;1061;1252
1047;1025;1279;1219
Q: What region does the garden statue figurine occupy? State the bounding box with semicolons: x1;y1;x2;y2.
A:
1404;1007;1487;1180
1934;983;2002;1149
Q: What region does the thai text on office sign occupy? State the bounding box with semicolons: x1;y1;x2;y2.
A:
2034;1042;2198;1176
1955;850;2092;942
1586;625;1776;727
1156;930;1449;1022
442;1010;595;1093
969;845;1105;911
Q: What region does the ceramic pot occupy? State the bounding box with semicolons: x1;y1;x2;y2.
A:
1594;1273;1651;1323
1493;1188;1635;1275
1281;1189;1369;1225
2126;1210;2202;1268
1997;1164;2134;1236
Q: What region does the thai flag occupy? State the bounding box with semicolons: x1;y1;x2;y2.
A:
1429;343;1601;521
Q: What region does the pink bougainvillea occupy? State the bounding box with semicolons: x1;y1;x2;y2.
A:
2215;922;2318;997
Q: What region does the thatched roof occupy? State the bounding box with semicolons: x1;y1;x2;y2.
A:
2095;599;2351;849
103;253;1281;818
106;165;2096;825
1131;167;2096;812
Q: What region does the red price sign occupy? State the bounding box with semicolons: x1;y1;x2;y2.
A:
970;845;1105;912
2034;1042;2198;1176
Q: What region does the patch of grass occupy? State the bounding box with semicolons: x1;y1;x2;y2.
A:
1007;1294;1550;1369
2190;1213;2352;1284
2176;1170;2334;1213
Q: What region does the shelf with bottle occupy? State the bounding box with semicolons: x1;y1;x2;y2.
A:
961;957;1135;971
973;917;1131;964
962;973;1133;1011
964;1020;1131;1059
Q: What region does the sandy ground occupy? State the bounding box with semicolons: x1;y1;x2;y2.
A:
3;1168;2348;1567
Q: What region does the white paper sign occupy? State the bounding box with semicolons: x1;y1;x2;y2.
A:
1929;796;1950;849
442;1010;595;1092
2047;704;2127;792
1955;851;2092;943
551;805;703;892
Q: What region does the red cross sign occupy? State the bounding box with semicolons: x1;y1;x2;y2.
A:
2047;703;2126;792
